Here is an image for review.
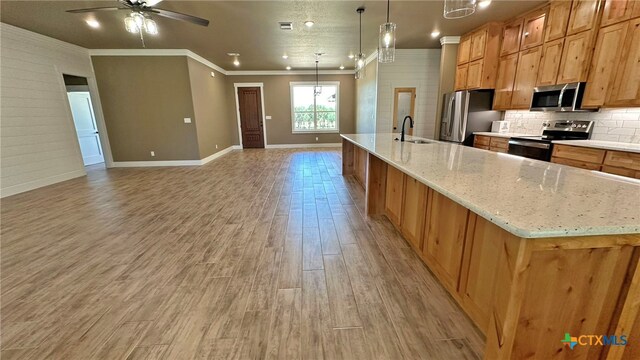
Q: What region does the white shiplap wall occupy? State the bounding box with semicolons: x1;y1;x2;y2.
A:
1;24;110;197
375;49;441;139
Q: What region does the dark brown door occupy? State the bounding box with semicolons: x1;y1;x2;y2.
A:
238;87;265;148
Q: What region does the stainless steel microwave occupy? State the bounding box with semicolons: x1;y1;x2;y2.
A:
530;82;595;112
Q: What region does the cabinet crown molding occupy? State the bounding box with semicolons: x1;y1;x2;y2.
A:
440;36;461;45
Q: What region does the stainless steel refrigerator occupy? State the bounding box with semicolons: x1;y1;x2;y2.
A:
439;90;502;146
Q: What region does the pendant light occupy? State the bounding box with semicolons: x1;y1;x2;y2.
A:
314;54;322;96
354;7;366;79
443;0;476;19
378;0;396;63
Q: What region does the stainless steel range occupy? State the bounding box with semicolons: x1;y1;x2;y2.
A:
507;120;594;161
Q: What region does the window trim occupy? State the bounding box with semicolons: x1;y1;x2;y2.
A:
290;81;340;134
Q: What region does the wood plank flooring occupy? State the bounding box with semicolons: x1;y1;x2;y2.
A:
1;148;484;359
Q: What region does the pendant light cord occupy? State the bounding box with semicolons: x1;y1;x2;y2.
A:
386;0;390;23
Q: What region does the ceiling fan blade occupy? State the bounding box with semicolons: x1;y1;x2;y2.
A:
153;8;209;27
66;7;128;13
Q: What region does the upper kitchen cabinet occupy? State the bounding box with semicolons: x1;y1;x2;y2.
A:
607;17;640;106
500;18;524;56
536;38;564;86
521;7;548;49
583;21;629;107
457;35;471;65
567;0;603;35
556;30;595;83
493;53;519;109
545;0;572;41
600;0;637;26
511;47;542;109
454;23;502;90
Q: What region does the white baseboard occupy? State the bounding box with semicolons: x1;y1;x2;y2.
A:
112;145;239;168
265;143;342;149
1;169;86;198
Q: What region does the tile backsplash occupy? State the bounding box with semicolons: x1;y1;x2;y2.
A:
503;108;640;143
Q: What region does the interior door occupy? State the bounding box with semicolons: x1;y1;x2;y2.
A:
67;92;104;165
238;87;265;148
392;88;416;134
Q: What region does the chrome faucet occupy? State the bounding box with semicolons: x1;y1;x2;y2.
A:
400;115;414;142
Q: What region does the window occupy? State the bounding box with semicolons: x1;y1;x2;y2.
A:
290;81;339;133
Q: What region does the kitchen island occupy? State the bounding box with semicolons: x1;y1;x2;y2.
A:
341;133;640;360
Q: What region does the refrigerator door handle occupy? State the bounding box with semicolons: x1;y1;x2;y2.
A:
448;97;456;136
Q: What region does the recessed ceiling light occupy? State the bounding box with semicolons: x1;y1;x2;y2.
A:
431;31;440;38
286;66;292;70
86;19;100;28
339;65;345;70
478;0;492;9
304;21;315;27
233;60;240;67
282;54;288;59
348;54;355;59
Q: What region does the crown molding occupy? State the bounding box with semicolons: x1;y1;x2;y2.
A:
226;70;355;76
440;36;461;45
365;51;378;66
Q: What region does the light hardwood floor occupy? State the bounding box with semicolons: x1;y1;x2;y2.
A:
1;149;484;359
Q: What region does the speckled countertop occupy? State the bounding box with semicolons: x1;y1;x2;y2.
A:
473;132;531;138
552;140;640;154
341;133;640;239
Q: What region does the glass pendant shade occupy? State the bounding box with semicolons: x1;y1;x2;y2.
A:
354;53;366;79
124;16;138;33
443;0;476;19
144;18;158;35
378;22;396;63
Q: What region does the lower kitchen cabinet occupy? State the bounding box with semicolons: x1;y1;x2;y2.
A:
422;190;470;293
459;214;521;331
400;177;428;251
385;165;405;227
551;156;601;170
353;146;368;187
552;144;606;163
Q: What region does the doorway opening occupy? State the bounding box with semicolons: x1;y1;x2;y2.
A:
392;87;416;134
63;74;105;166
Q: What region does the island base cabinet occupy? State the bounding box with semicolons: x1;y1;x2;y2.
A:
485;239;639;360
385;165;405;227
422;190;470;294
400;177;428;251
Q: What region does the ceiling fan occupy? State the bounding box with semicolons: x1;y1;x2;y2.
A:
66;0;210;27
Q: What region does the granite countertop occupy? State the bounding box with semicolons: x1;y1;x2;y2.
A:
473;132;531;138
341;133;640;239
552;140;640;154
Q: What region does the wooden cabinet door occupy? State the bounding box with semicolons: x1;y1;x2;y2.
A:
557;30;594;84
470;29;488;62
422;190;469;292
511;47;542;109
400;177;428;251
521;8;548;50
459;215;519;331
536;39;564;86
455;63;469;91
633;0;640;18
385;165;405;227
567;0;603;35
551;156;602;170
466;60;484;89
601;0;635;27
552;144;606;163
545;0;572;41
457;35;471;65
583;22;628;107
604;150;640;170
501;18;524;56
607;17;640;106
493;54;519;110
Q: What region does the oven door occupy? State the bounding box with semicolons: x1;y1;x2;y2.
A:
508;139;552;161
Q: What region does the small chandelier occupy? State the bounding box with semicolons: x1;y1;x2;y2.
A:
314;54;322;96
378;0;396;63
444;0;476;19
355;7;366;79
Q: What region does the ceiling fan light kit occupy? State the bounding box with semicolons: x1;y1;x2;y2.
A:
378;0;396;64
443;0;477;19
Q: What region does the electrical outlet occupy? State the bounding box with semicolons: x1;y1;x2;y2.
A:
150;151;155;157
216;144;218;149
266;115;272;120
315;137;319;141
184;117;192;124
